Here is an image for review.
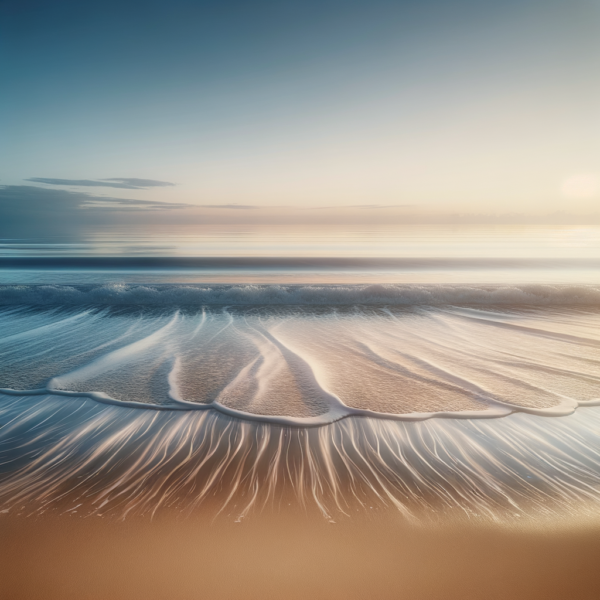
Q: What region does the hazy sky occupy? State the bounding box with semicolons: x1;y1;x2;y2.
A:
1;0;600;233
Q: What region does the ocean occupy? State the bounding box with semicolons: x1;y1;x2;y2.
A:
2;225;600;522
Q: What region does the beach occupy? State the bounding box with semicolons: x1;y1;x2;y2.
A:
2;278;600;599
3;508;600;600
3;0;600;595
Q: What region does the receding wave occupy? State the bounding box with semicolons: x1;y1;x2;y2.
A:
3;392;600;521
2;283;600;306
1;302;600;423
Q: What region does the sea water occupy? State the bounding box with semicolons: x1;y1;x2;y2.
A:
1;226;600;520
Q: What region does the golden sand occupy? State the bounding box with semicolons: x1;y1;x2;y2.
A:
2;508;600;600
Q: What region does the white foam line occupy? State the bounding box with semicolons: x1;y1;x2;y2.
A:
0;388;188;411
2;387;600;428
167;356;183;402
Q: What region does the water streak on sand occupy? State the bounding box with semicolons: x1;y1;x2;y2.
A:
2;393;600;521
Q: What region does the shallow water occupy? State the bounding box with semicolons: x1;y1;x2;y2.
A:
1;285;600;423
3;392;600;521
1;270;600;521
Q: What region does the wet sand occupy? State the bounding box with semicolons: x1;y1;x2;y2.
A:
2;509;600;600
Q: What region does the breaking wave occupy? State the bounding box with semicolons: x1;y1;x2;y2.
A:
2;283;600;306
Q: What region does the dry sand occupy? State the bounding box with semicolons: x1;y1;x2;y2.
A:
2;508;600;600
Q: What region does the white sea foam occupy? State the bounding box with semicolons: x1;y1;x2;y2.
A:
1;303;599;423
2;283;600;306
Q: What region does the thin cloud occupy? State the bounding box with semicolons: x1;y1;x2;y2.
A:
26;177;175;190
83;198;189;210
354;204;416;209
102;178;176;188
310;204;416;210
0;185;189;237
4;185;600;239
197;204;258;210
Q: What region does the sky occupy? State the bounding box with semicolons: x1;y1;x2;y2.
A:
1;0;600;236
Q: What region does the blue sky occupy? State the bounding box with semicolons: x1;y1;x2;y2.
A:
1;0;599;235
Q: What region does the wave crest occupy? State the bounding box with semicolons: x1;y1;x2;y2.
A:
1;283;600;306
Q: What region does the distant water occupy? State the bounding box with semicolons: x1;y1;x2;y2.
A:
2;260;600;285
3;224;600;260
1;225;600;519
3;223;600;283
